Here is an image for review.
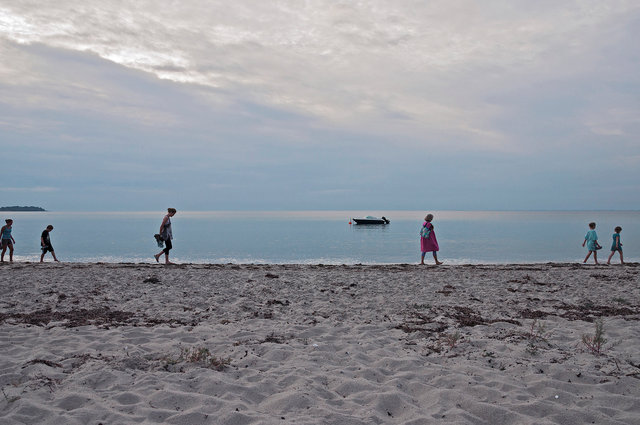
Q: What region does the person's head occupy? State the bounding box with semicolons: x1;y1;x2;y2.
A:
589;222;596;229
167;207;177;216
615;226;622;233
5;219;12;225
46;225;54;232
425;214;434;222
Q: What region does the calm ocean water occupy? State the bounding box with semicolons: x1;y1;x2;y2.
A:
3;211;638;264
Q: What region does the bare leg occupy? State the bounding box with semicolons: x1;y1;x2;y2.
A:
52;250;59;262
593;251;598;264
1;246;5;262
8;246;13;262
433;252;443;265
583;251;592;263
155;244;172;263
607;251;614;265
420;252;426;265
620;251;624;264
40;251;45;262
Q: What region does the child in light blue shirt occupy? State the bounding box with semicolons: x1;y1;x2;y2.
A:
582;222;599;264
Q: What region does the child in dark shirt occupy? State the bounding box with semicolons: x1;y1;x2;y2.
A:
40;225;59;262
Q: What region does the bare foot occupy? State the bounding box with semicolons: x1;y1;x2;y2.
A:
165;261;174;265
436;261;444;265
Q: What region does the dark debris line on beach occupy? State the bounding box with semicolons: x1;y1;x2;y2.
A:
0;307;200;328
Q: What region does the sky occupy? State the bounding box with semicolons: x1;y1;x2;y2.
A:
1;0;639;211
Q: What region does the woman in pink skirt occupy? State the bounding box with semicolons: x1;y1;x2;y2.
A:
420;214;443;265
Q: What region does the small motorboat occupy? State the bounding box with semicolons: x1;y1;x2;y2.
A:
352;216;390;225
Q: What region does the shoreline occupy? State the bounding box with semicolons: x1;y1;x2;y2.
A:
2;260;637;267
1;263;639;424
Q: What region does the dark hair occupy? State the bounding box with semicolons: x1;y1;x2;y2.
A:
46;225;54;230
615;226;622;233
167;208;177;214
588;222;596;229
5;219;12;224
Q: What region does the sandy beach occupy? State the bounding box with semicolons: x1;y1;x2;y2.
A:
1;262;639;424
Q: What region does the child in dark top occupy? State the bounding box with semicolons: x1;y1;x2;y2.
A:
40;225;59;262
607;226;624;265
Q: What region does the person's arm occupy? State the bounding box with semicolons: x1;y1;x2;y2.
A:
582;238;586;247
159;216;168;234
41;235;45;247
615;235;620;249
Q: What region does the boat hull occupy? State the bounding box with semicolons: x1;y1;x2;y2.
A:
352;218;390;225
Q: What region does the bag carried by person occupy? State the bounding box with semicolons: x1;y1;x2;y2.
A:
420;223;431;239
154;234;164;248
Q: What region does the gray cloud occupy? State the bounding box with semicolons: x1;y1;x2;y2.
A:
2;1;638;150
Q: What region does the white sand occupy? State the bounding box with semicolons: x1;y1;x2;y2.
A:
1;262;639;424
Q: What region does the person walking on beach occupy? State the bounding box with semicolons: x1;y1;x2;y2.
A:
1;219;15;262
155;208;176;264
582;222;600;264
420;214;443;265
40;225;59;262
607;226;624;265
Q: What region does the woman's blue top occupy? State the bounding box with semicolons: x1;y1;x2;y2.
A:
1;226;11;240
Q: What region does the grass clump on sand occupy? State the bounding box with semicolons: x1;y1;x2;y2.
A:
165;346;231;371
581;319;607;355
440;331;462;349
525;319;550;355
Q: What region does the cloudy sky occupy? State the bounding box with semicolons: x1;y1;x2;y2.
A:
1;1;639;211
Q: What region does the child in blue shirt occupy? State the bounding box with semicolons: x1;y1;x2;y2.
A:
607;226;624;265
582;222;599;264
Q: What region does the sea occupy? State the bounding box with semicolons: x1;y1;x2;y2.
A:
3;211;638;265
